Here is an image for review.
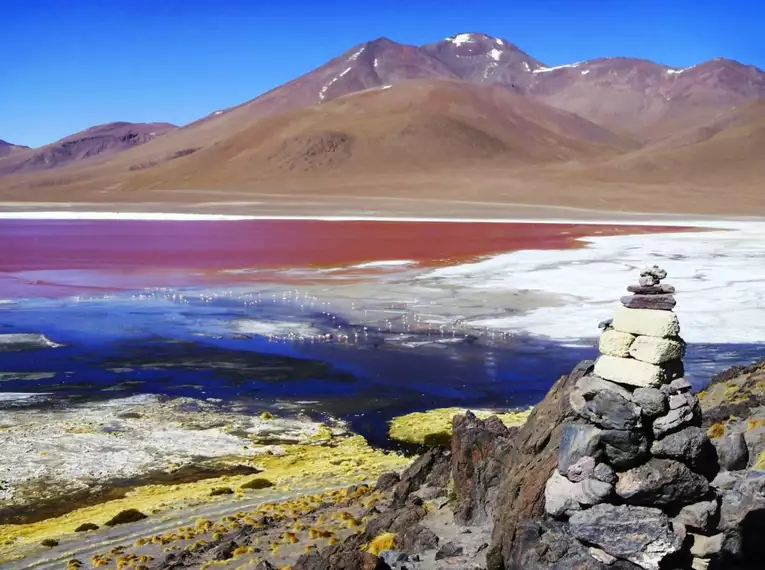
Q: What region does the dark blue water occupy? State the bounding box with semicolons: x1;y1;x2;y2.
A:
1;291;763;446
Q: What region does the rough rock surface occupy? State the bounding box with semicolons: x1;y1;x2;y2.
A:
611;306;681;338
544;470;613;518
487;360;594;570
633;387;668;419
615;458;710;506
569;504;682;570
594;354;667;388
451;411;514;524
628;336;685;365
599;329;636;358
601;429;650;470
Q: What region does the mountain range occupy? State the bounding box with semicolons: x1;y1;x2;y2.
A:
1;32;763;214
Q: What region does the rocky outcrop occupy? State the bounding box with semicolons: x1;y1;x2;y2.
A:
451;411;516;523
485;359;593;570
540;267;724;570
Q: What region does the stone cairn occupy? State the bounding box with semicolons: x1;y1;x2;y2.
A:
545;266;723;570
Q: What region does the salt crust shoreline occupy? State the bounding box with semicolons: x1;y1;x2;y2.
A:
0;210;760;228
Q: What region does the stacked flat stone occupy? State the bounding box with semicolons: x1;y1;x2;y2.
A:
544;267;723;570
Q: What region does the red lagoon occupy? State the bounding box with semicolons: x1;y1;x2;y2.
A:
0;219;693;297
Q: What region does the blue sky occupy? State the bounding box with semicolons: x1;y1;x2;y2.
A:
2;0;763;147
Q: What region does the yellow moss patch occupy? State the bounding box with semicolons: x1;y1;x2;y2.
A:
755;450;765;470
368;532;397;556
708;423;726;439
0;433;408;558
724;383;740;399
388;407;532;445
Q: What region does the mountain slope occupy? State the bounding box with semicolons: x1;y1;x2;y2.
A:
119;79;636;190
0;140;29;158
556;98;765;187
0;122;177;175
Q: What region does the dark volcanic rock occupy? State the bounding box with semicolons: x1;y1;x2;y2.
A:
294;534;391;570
601;429;650;470
364;503;428;538
452;411;515;524
651;426;719;478
391;447;450;507
487;360;594;570
674;499;720;533
569;504;682;570
615;458;710;506
620;294;677;310
593;462;617;485
399;524;440;552
375;471;401;492
507;519;643;570
633;387;668;419
570;375;642;430
558;423;603;474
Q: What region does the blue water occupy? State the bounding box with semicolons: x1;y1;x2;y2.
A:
1;291;763;446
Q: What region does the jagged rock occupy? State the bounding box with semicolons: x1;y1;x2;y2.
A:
294;534;391;570
558;423;603;474
451;411;514;524
567;456;596;482
364;502;428;538
392;447;450;507
205;540;238;561
651;426;715;470
506;519;643;570
601;429;650;470
640;266;668;280
599;329;636;358
627;284;676;295
488;361;594;570
674;499;720;533
615;458;710;506
713;432;749;471
376;472;401;492
399;524;439;552
569;504;682;570
633;387;668;419
574;385;643;430
639;275;658;286
594;462;617;485
621;294;676;311
435;541;464;560
544;470;613;518
661;378;693;396
653;399;701;439
594;355;666;388
628;336;685;365
690;533;724;557
255;561;277;570
611;306;680;338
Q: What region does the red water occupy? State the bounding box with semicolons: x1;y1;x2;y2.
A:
0;219;692;297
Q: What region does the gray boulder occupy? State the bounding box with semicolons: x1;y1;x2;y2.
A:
661;378;693;396
569;503;682;570
601;429;650;470
633;387;668;419
544;470;613;519
593;463;617;485
616;458;710;506
674;499;720;533
653;398;701;438
713;432;749;471
651;426;716;473
558;423;603;474
572;387;643;430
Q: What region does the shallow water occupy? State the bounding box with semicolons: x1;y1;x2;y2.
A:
0;217;762;447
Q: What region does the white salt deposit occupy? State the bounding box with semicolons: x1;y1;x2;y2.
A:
488;48;503;62
419;221;765;344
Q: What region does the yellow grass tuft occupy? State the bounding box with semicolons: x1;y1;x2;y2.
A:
708;423;726;439
368;533;397;556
